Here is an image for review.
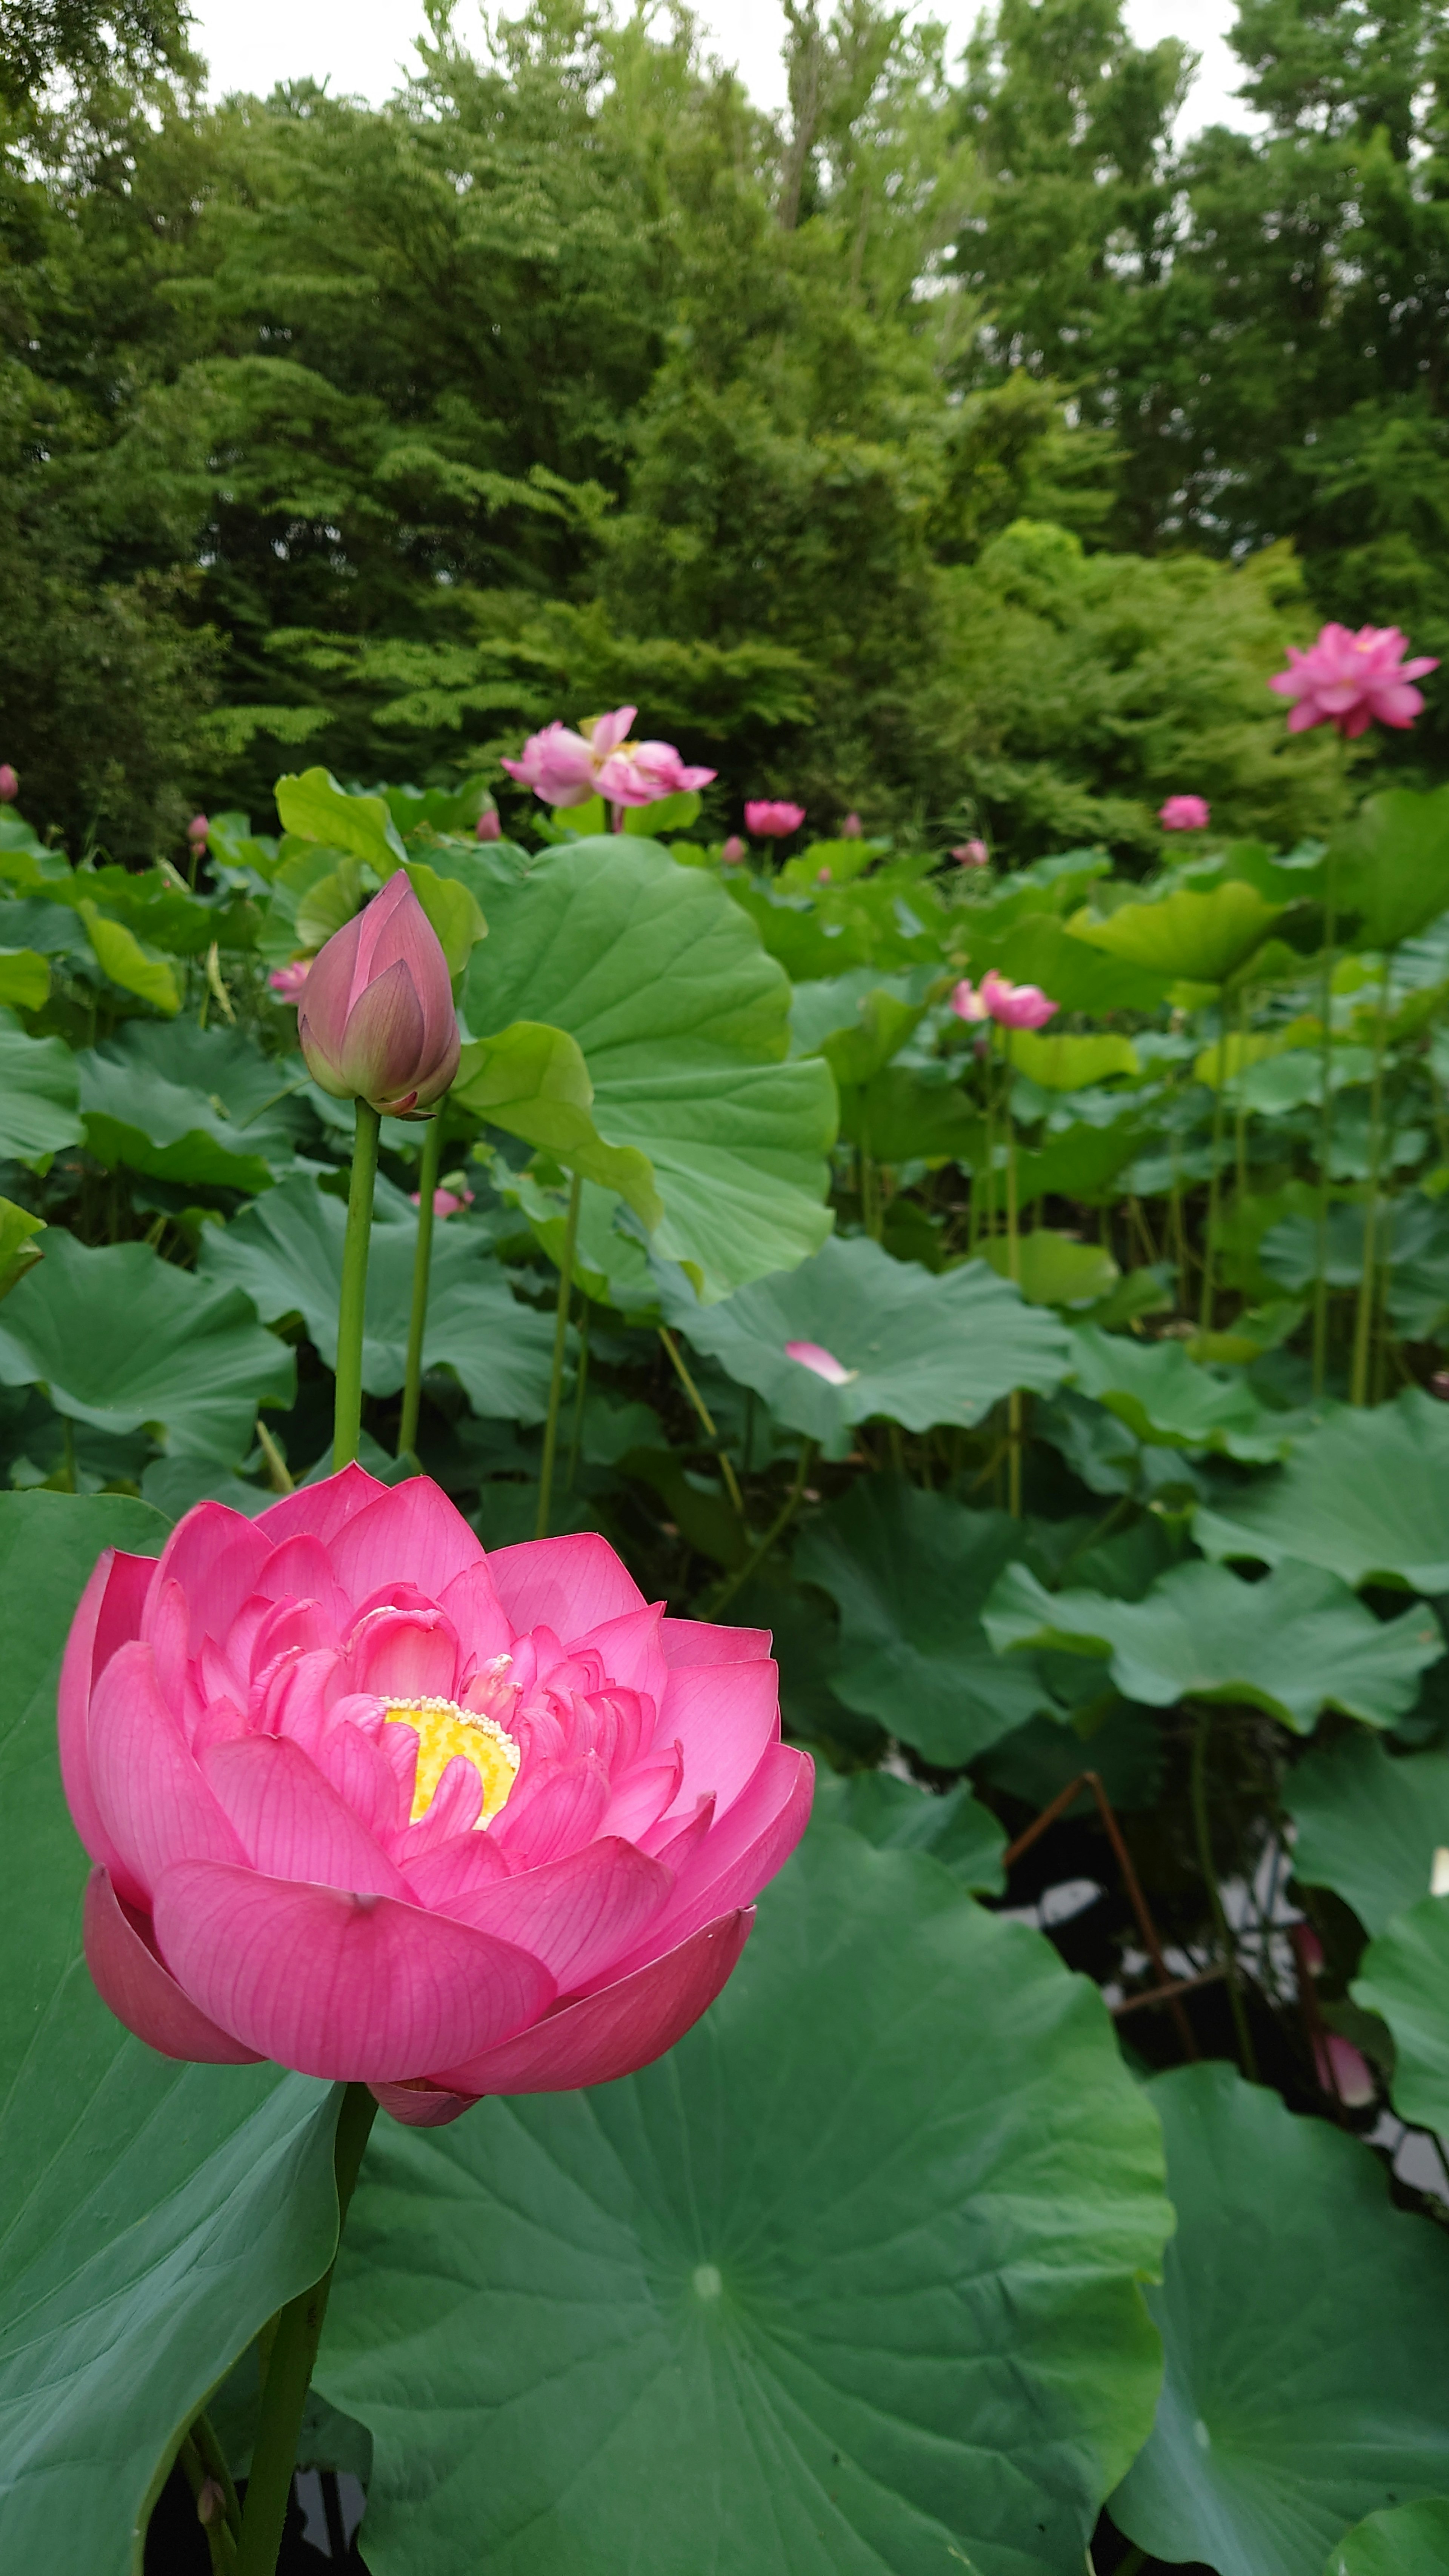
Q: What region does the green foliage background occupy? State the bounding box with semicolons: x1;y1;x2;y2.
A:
5;0;1430;862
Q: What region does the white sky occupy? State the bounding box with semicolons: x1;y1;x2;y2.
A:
189;0;1252;132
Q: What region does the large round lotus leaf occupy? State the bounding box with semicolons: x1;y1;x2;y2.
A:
463;839;836;1300
1194;1392;1449;1590
76;1019;309;1194
1332;789;1449;952
320;1829;1171;2576
655;1233;1070;1457
1070;1324;1287;1462
984;1557;1442;1732
0;1020;82;1162
1353;1897;1449;2135
1069;880;1285;984
1111;2062;1449;2576
1327;2500;1449;2575
200;1173;557;1420
795;1479;1051;1764
1285;1735;1449;1935
0;1492;343;2576
0;1229;294;1461
810;1767;1007;1892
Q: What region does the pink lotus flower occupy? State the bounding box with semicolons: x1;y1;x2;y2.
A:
61;1468;811;2125
0;763;19;803
1158;795;1210;830
720;835;747;865
951;840;990;866
411;1186;474;1217
475;809;501;843
267;963;310;1006
187;813;210;847
502;708;714;810
841;812;863;838
745;800;806;838
982;968;1057;1031
1269;624;1438;738
298;870;459;1117
785;1340;858;1387
1314;2031;1375;2108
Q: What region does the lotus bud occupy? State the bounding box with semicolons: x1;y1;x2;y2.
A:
720;835;747;865
187;813;209;847
744;799;806;838
951;839;989;866
476;808;501;842
298;870;460;1116
0;764;17;803
840;812;863;837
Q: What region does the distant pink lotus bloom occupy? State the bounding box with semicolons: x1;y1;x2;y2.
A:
816;865;832;884
951;840;990;866
720;835;747;865
299;869;459;1116
1314;2031;1376;2107
951;970;1056;1032
785;1340;858;1387
745;800;806;838
1159;795;1210;830
475;809;501;842
187;813;209;847
503;707;714;810
841;812;863;838
267;962;310;1005
0;764;19;803
950;978;990;1023
1269;623;1438;738
60;1468;811;2123
411;1186;474;1218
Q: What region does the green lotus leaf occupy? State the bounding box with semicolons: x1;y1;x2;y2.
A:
1353;1897;1449;2136
0;1021;82;1163
1194;1390;1449;1589
0;1231;293;1461
1069;879;1285;985
0;1198;44;1303
980;1229;1120;1306
1006;1028;1140;1087
274;766;407;867
0;1491;343;2576
654;1233;1071;1458
77;900;181;1014
199;1172;557;1421
1332;788;1449;952
76;1020;306;1194
1327;2501;1449;2576
0;947;49;1011
811;1767;1007;1892
1112;2061;1449;2576
1287;1734;1449;1936
795;1479;1052;1764
984;1557;1441;1732
1070;1323;1288;1461
400;858;487;978
463;838;836;1300
320;1828;1171;2576
454;1021;661;1224
963;913;1174;1012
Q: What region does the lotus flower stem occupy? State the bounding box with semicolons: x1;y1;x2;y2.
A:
1198;1006;1229;1333
535;1172;582;1538
235;2082;378;2576
1002;1029;1023;1516
658;1326;746;1521
566;1300;591;1491
1350;955;1393;1406
710;1436;815;1619
1234;984;1250;1208
1189;1707;1258;2083
1312;848;1339;1392
397;1110;445;1459
333;1103;381;1470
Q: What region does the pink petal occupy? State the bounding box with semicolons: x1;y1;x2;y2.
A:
619;1743;812;1967
332;956;426;1099
144;1507;272;1656
328;1479;485;1606
391;1752;485;1858
88;1641;249;1907
254;1463;388;1547
84;1867;261;2064
598;1747;684;1842
438;1560;513;1666
488;1752;611;1867
201;1735;410;1898
785;1339;857;1387
340;1604;460;1701
656;1653;781;1819
303;1715;410;1846
576;1602;668;1704
439;1837;673;1988
403;1824;515;1909
660;1617;771;1669
58;1546;153;1884
369;2080;478;2128
152;1862;555;2082
486;1532;646;1641
429;1908;752;2097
